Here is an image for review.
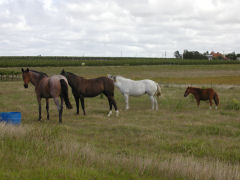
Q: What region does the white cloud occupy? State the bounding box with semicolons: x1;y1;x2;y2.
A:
0;0;240;57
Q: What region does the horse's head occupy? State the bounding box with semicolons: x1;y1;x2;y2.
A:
107;74;116;82
184;87;191;97
21;68;30;88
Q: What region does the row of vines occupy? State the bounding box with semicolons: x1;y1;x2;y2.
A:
0;70;21;81
0;56;240;67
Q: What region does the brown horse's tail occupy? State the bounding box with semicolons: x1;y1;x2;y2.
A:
214;92;220;106
60;79;73;109
154;83;161;99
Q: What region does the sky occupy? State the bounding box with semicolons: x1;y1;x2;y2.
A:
0;0;240;57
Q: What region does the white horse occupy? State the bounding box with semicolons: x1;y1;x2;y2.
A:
107;75;161;110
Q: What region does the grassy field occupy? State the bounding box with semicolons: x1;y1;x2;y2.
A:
1;65;240;179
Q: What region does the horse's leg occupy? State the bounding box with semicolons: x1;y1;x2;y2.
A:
196;99;200;107
124;94;129;110
111;96;119;116
60;97;64;123
213;94;218;110
46;98;49;120
80;96;86;115
53;97;62;123
74;95;80;115
37;96;42;121
105;95;112;117
154;97;158;111
209;99;213;110
149;96;155;110
106;95;119;117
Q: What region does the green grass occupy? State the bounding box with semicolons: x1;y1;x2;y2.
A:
1;64;240;179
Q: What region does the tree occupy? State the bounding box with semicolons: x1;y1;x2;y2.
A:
174;51;182;59
183;50;207;60
225;52;237;60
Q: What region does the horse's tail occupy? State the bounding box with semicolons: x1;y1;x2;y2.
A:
60;79;73;109
213;92;219;106
154;83;161;99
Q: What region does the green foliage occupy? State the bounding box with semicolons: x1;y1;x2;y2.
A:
225;52;237;60
0;56;240;67
183;50;207;60
0;70;21;81
226;98;240;110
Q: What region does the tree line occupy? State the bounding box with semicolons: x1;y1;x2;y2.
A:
174;50;240;60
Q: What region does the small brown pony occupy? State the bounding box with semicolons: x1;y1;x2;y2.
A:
184;87;219;109
22;68;72;123
60;69;119;117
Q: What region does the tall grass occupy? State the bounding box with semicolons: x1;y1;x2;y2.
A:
0;123;239;180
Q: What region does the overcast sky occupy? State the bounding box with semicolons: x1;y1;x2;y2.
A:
0;0;240;57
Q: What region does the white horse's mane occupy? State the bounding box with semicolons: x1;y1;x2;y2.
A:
115;75;133;81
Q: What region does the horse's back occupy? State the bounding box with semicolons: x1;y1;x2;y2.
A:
79;77;114;97
198;88;216;100
139;79;157;95
96;77;115;93
48;75;68;97
116;77;157;96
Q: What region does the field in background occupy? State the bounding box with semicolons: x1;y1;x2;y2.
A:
1;64;240;179
1;56;240;67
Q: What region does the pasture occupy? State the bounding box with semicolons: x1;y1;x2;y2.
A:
1;64;240;179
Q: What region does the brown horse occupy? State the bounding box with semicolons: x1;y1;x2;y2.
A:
184;87;219;109
60;69;119;117
21;68;72;123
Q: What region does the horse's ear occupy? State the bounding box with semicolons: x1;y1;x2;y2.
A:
61;69;65;74
26;68;29;72
21;68;24;73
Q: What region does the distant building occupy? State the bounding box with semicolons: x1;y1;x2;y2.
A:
206;54;213;61
210;52;227;60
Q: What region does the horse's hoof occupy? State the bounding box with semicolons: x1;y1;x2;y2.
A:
116;110;119;117
107;111;112;117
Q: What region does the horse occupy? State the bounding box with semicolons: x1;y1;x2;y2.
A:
21;68;72;123
60;70;119;117
107;74;161;110
184;86;219;109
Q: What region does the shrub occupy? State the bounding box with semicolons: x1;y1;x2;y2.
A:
226;99;240;110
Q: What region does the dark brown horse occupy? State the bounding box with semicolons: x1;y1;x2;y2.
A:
60;69;119;117
21;68;72;123
184;87;219;109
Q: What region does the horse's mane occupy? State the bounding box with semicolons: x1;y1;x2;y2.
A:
116;75;129;80
66;71;76;76
66;71;84;80
30;70;48;78
189;87;211;90
189;87;199;90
